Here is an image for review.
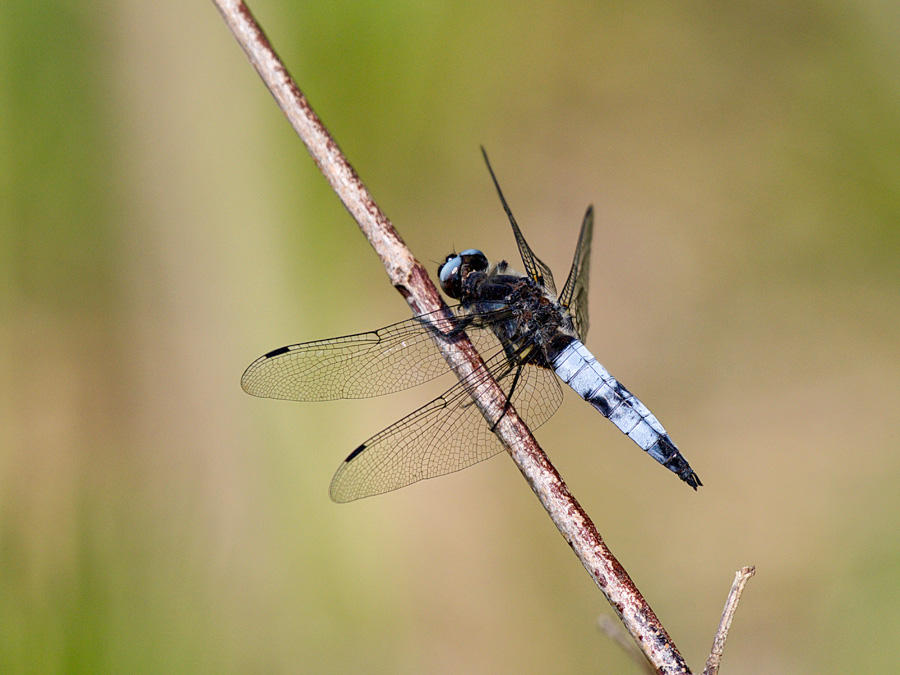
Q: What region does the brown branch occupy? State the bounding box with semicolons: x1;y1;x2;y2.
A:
703;566;756;675
213;2;694;672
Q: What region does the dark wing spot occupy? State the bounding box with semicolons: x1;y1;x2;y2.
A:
345;443;366;462
264;345;292;358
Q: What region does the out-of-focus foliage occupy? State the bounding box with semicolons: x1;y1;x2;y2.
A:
2;1;898;673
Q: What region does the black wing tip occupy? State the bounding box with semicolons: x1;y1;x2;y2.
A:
241;346;290;396
264;345;292;359
345;443;366;463
330;444;369;503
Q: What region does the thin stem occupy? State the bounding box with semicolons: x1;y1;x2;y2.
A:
703;566;756;675
213;2;691;672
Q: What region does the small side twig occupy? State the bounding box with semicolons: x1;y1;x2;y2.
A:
213;2;699;673
703;566;756;675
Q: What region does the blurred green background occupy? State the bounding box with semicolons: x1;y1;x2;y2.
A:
2;1;899;673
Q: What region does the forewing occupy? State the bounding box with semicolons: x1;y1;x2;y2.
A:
241;306;503;401
329;352;564;502
480;147;556;295
557;206;593;341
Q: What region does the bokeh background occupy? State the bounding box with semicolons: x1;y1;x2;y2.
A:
3;1;899;673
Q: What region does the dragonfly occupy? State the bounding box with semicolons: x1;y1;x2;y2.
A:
242;150;701;502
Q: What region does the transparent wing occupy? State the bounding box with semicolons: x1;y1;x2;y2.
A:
241;306;508;401
480;147;556;295
329;351;564;502
557;206;593;341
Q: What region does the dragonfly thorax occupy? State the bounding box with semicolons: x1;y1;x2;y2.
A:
460;267;578;370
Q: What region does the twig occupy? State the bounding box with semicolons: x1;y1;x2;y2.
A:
703;566;756;675
213;2;692;672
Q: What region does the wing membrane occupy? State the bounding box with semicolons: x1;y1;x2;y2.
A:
557;206;593;341
241;306;505;401
480;147;556;295
329;351;563;502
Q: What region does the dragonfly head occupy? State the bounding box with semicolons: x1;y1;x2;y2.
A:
438;249;488;299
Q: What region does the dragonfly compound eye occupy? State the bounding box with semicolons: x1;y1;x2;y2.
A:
439;249;488;299
438;254;464;298
459;249;488;273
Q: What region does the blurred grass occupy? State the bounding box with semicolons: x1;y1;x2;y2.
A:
2;1;899;673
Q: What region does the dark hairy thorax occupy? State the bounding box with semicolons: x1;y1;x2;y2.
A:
458;261;577;370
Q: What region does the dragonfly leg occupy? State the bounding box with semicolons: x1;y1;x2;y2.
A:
489;362;524;432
